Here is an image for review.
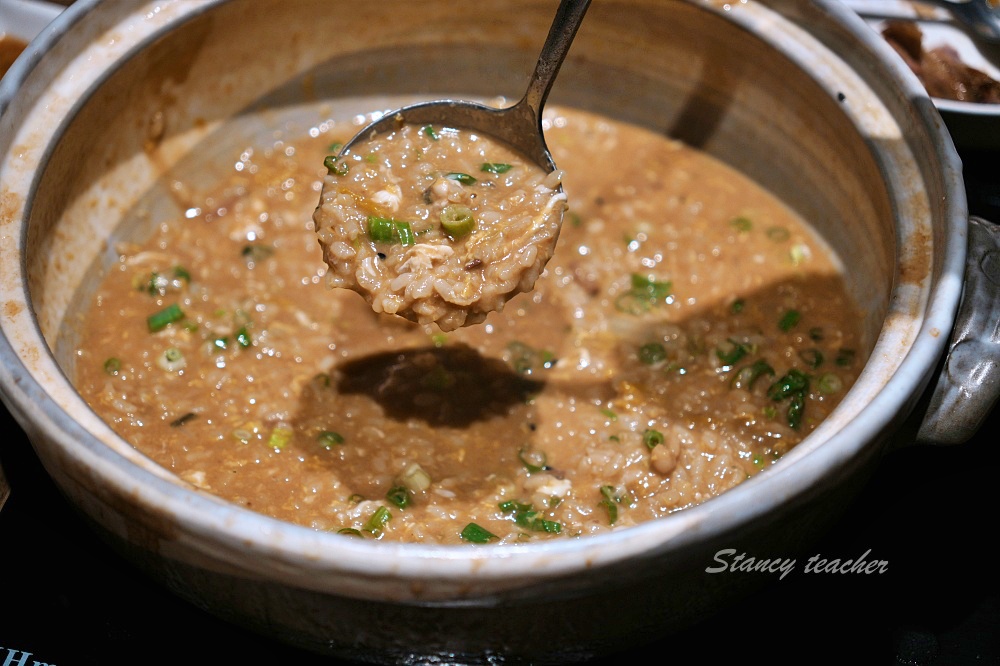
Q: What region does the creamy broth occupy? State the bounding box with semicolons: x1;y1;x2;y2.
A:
71;105;863;544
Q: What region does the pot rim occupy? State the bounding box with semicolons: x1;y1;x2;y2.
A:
0;0;967;591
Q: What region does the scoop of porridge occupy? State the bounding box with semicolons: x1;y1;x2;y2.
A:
313;120;567;331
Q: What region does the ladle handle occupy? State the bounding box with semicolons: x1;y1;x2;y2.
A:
519;0;592;122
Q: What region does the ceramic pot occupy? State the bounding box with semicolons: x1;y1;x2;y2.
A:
2;1;997;663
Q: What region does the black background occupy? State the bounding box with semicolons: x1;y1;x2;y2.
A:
2;16;999;661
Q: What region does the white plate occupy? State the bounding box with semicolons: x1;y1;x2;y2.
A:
0;0;62;40
843;0;1000;150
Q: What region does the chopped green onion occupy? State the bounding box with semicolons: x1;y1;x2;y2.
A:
731;298;745;314
600;407;618;421
367;216;415;245
395;220;415;246
768;369;810;401
730;216;753;232
798;348;824;369
267;424;294;450
461;523;499;543
440;204;476;238
327;141;344;153
778;310;801;332
173;265;191;283
147;303;185;332
716;338;748;366
835;348;856;367
103;357;122;375
323;155;349;176
140;272;166;296
212;336;229;350
430;333;448;348
512;509;562;534
421;125;439;140
368;217;394;242
317;431;345;449
768;369;810;429
157;347;186;372
363;506;392;535
599;485;620;525
445;172;477;185
518;446;548;473
386;485;410;509
614;273;673;315
731;359;776;390
235;326;252;348
752;453;766;468
787;393;806;429
499;499;532;513
638;342;667;365
337;527;363;537
808;327;824;341
817;372;843;394
481;162;513;174
643;428;665;450
399;463;432;492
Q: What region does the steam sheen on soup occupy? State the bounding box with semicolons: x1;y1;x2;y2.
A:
71;105;863;544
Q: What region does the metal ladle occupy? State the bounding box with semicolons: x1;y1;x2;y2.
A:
337;0;592;172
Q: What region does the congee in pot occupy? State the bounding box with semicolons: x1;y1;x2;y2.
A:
70;103;863;545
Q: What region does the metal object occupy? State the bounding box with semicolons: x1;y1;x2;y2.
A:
338;0;591;172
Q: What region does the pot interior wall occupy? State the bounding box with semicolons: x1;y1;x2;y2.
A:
25;0;892;378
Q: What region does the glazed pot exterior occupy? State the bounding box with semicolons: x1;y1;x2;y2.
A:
0;0;973;662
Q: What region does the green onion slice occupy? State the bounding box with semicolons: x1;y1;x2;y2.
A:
386;485;410;509
778;310;801;332
716;338;748;366
518;447;548;473
817;372;843;394
103;357;122;375
643;428;665;450
731;359;776;391
440;204;475;238
461;523;499;543
147;303;185;332
445;172;477;185
367;216;416;245
317;431;345;449
480;162;513;174
363;506;392;535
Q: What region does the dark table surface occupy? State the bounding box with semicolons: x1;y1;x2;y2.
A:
2;107;999;666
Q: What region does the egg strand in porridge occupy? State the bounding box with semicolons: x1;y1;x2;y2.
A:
71;105;863;544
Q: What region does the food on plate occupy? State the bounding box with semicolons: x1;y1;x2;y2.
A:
69;104;864;544
882;19;1000;103
313;120;566;331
